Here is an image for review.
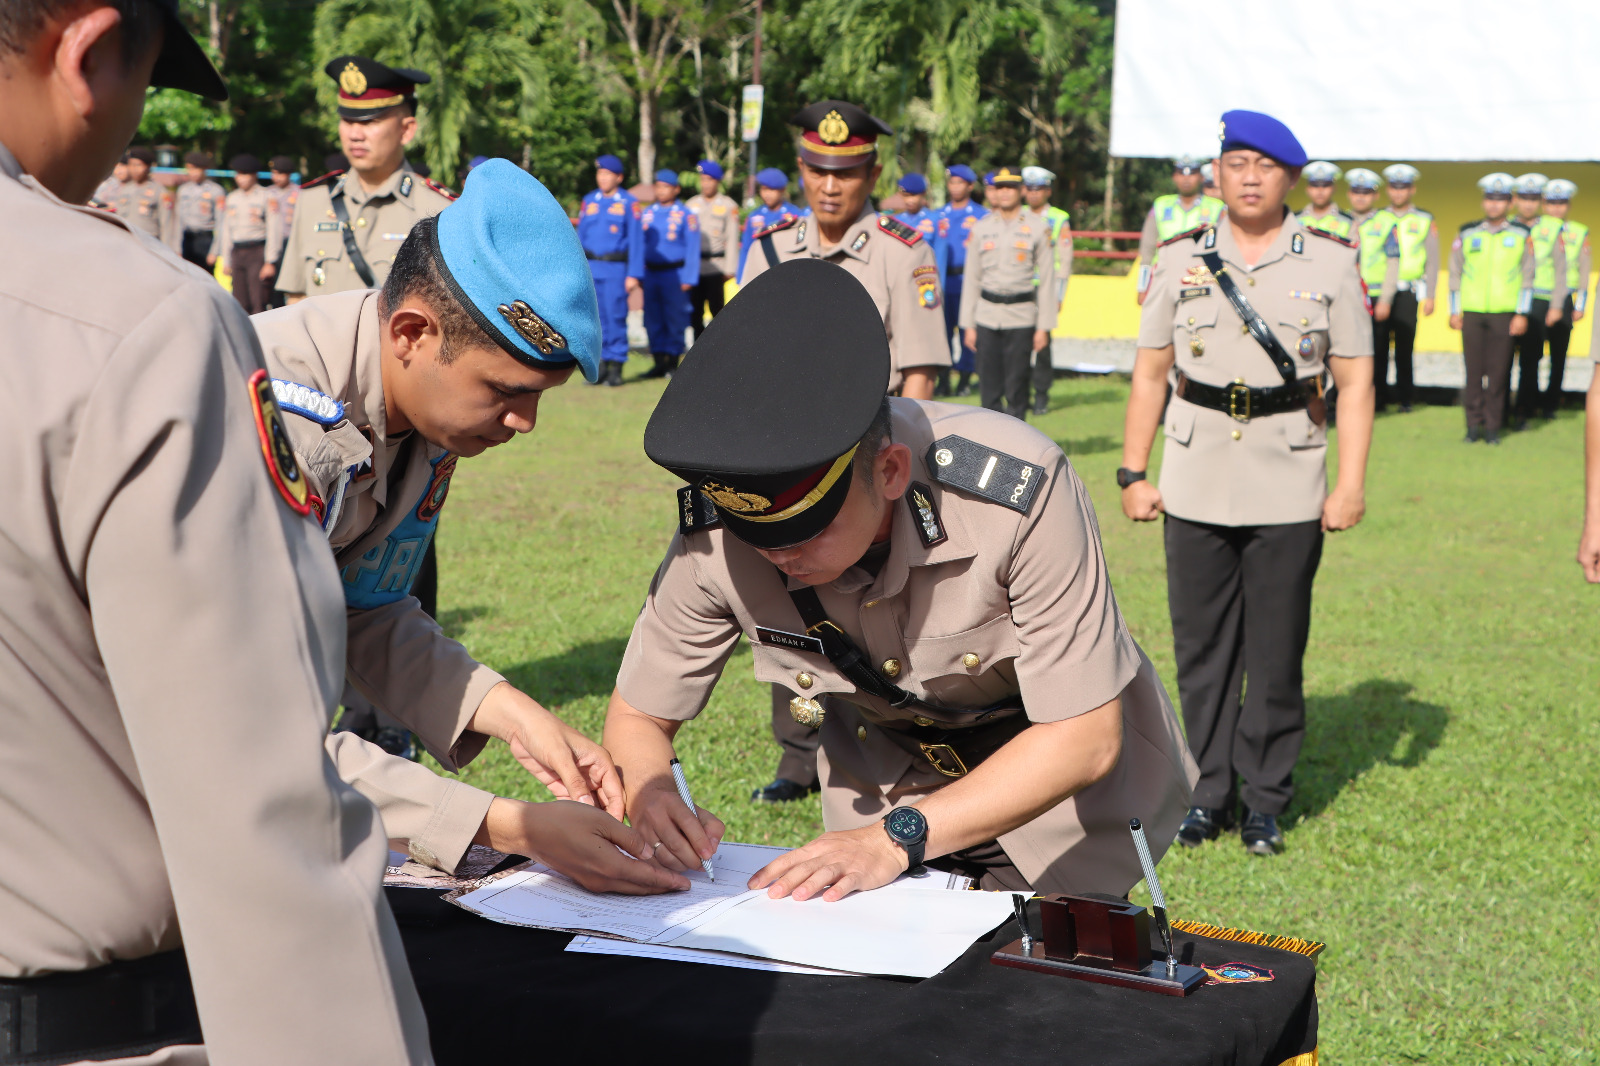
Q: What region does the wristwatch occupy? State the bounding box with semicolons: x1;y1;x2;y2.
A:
883;806;928;873
1116;467;1147;489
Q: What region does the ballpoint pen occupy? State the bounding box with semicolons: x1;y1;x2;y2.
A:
1129;818;1176;977
669;757;715;881
1013;894;1034;956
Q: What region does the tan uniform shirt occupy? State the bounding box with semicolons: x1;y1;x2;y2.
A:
958;208;1058;331
174;178;225;234
107;177;178;249
1137;213;1373;527
253;291;504;871
265;180;300;251
687;192;741;277
211;185;282;268
618;400;1197;895
277;164;454;296
0;143;431;1063
740;206;951;392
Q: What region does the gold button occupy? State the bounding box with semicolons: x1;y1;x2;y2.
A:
857;725;868;741
1246;276;1256;286
1240;324;1249;334
796;672;813;690
1234;377;1245;384
1231;429;1242;440
864;600;879;608
914;715;935;727
355;216;367;227
1300;317;1309;326
881;659;901;678
961;652;981;669
1186;316;1195;325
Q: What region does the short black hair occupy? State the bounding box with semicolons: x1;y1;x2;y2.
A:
852;397;893;484
0;0;159;63
377;220;495;365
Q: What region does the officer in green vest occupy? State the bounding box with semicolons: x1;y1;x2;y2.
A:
1449;173;1535;444
1200;162;1219;200
1022;165;1073;415
1346;168;1400;356
1541;180;1591;420
1375;164;1438;413
1509;173;1571;428
1135;155;1226;304
1298;161;1354;238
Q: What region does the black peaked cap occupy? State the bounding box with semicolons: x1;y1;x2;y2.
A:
787;100;894;139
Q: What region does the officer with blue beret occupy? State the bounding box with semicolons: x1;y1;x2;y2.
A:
252;159;685;895
687;159;741;341
640;168;701;378
936;164;988;395
1122;110;1375;857
893;172;947;283
579;154;645;386
738;168;800;281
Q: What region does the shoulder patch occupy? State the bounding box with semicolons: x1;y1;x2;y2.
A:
1306;227;1358;249
270;378;346;426
753;216;797;240
926;436;1042;515
877;214;922;246
677;486;721;535
248;369;311;516
300;169;343;190
1159;225;1206;248
905;482;947;548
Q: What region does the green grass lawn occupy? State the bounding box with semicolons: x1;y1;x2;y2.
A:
424;360;1598;1064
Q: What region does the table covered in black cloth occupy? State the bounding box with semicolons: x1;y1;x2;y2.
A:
389;887;1318;1066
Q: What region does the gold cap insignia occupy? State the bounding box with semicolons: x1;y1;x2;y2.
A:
340;62;368;97
1218;120;1226;141
700;481;772;514
497;300;567;355
817;110;850;145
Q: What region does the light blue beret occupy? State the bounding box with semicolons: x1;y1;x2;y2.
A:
433;159;602;383
756;167;789;189
696;159;724;180
897;172;927;194
1219;109;1308;168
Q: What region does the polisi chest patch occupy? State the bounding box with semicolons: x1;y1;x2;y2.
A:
676;485;722;534
926;435;1041;514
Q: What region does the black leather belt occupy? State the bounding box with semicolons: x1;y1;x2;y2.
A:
980;289;1034;305
946;264;964;276
231;239;265;248
1174;369;1322;423
646;260;685;272
585;251;628;262
875;709;1030;778
0;950;201;1065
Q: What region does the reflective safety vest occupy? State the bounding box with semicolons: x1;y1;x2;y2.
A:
1357;210;1399;288
1390;208;1433;281
1042;204;1070;272
1529;215;1566;295
1152;194;1225;241
1457;221;1530;314
1298;207;1353;239
1559;218;1589;291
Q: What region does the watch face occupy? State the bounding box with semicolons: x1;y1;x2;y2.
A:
886;807;927;844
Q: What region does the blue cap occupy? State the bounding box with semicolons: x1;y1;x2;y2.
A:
947;164;977;183
433;159;602;383
1218;110;1307;168
756;167;788;189
983;170;997;184
653;168;681;185
595;154;624;175
897;173;927;195
468;155;489;170
696;159;724;180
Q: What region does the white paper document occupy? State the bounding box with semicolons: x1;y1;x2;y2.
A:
566;935;859;976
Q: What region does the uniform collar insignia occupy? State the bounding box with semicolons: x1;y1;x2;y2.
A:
1291;232;1305;255
1203;226;1217;249
498;300;567;355
795;219;808;246
906;482;947;548
399;173;413;198
851;231;870;253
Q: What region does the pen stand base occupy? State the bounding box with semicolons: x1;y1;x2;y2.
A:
991;939;1207;996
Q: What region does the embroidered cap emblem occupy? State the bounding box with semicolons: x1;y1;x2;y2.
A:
339;62;367;97
700;481;772;514
497;300;567;355
818;110;851;145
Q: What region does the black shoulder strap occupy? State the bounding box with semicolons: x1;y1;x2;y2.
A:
329;184;377;288
1199;250;1297;382
760;232;780;271
786;584;917;708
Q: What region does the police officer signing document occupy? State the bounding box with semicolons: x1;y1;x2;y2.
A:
1120;111;1375;857
604;258;1196;899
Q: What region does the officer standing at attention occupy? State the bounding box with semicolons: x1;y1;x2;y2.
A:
1346;168;1401;368
1450;174;1536;443
1135;155;1225;305
737;168;798;282
936;163;987;397
1539;180;1590;418
605;259;1196;897
174;149;224;268
1022;165;1073;415
1510;173;1570;429
1372;164;1438;413
1297;161;1354;238
209;153;280;314
1201;162;1220;201
265;154;300;308
959;167;1057;419
108;145;178;248
640;168;700;380
0;0;439;1057
686;159;739;339
277;56;454;302
1120;111;1375;856
740;100;949;402
579;154;646;386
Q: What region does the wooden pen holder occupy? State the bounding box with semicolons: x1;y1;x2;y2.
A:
991;894;1207;996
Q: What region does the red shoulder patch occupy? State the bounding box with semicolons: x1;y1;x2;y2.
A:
877;214;922;247
300;169;344;190
754;215;798;240
1159;225;1206;248
421;176;458;201
1306;228;1358;249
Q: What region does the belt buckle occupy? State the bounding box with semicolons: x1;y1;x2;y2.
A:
919;742;969;777
1228;382;1252;423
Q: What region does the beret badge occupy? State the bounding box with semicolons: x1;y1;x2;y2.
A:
818;110;850;145
498;300;567;355
339;62;368;96
700;481;772;514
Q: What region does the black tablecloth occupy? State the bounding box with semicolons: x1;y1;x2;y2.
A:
390;887;1317;1066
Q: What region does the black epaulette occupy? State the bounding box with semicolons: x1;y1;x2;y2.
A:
300;169;344;190
1458;219;1480;233
877;214;922;247
753;216;798;240
1159;225;1206;248
925;436;1043;515
421;176;458;201
1306;228;1358;249
677;486;721;535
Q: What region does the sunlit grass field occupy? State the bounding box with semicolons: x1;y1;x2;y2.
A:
422;361;1598;1064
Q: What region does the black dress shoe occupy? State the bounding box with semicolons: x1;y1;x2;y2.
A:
750;778;818;804
1485;430;1502;445
1464;426;1482;443
1175;805;1235;847
1240;808;1284;855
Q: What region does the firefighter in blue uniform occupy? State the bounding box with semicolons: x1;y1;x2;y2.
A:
738;168;799;282
936;163;988;395
578;154;645;387
641;169;701;378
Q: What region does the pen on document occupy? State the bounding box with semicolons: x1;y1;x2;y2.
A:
1012;894;1033;956
669;757;715;881
1129;818;1176;977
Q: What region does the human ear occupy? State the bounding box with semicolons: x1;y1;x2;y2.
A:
387;305;440;364
877;442;913;502
399;114;419;147
55;6;128;119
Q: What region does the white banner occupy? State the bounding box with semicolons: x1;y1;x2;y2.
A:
1110;0;1600;161
741;85;765;143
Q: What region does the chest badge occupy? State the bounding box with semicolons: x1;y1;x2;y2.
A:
1297;335;1315;357
1189;336;1206;357
906;481;947;548
789;696;825;727
312;265;326;287
1181;264;1214;286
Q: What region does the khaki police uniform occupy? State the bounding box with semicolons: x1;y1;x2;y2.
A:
107;177;178;250
685;190;740;339
0;142;431;1064
212;184;281;314
741;205;950;393
1138;213;1371;816
619;398;1197;895
253;291;502;871
175;177;225;266
957;208;1058;417
277;163;454;296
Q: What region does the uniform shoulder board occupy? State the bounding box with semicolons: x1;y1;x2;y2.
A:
877;214;922;247
677;485;721;535
753;215;798;240
270;379;346;426
925;435;1043;515
1306;228;1357;249
300;169;344;190
1509;219;1532;233
1159;224;1206;248
1457;219;1480;233
421;176;458;201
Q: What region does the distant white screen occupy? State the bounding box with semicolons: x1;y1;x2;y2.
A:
1110;0;1600;161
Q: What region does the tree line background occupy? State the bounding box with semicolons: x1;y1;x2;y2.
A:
139;0;1172;249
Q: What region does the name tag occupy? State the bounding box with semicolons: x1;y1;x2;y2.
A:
1179;286;1210;299
755;628;825;655
315;221;341;231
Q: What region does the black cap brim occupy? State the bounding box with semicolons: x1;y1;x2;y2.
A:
149;2;227;101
